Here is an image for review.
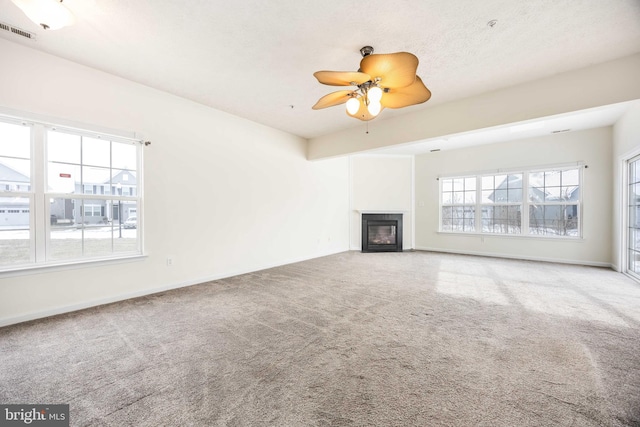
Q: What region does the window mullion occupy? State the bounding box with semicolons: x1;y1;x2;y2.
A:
579;167;584;239
136;142;143;255
438;179;443;232
522;172;530;236
110;141;114;254
32;124;47;263
475;177;481;233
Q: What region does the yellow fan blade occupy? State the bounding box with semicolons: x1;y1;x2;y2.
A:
346;97;385;121
312;90;355;110
360;52;419;89
380;76;431;109
313;71;371;86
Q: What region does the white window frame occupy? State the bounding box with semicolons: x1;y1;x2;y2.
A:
623;152;640;280
527;167;581;238
440;176;477;233
439;163;584;239
480;172;524;235
0;111;145;274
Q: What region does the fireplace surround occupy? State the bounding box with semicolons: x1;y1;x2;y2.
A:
361;213;403;252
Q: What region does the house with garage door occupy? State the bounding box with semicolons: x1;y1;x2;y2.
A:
0;162;30;227
1;160;136;227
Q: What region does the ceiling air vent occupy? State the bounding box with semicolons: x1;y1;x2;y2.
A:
0;21;37;41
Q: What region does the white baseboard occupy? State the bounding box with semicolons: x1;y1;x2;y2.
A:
0;247;348;328
414;246;614;268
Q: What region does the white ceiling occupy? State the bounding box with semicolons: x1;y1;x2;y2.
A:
1;0;640;140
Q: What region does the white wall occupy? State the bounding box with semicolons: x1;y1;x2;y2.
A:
0;39;350;326
349;156;413;250
414;127;613;266
612;104;640;271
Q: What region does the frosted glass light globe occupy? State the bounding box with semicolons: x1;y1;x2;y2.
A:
368;100;381;116
346;97;360;115
368;86;383;102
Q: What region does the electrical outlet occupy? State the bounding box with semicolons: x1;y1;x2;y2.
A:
166;256;174;266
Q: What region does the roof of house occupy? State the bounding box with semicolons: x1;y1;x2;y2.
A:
488;171;580;203
0;161;29;183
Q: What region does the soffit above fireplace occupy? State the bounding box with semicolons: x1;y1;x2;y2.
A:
356;210;408;214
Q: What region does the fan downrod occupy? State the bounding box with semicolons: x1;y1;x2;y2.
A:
359;46;374;57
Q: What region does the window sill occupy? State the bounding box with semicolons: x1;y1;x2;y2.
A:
436;231;583;241
0;253;147;278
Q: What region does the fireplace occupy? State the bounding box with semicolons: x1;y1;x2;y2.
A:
361;213;403;252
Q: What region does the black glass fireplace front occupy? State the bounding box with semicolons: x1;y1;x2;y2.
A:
361;213;403;252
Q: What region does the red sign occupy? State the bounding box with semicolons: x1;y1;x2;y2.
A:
60;173;71;178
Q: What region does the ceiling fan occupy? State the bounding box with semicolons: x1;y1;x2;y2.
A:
312;46;431;121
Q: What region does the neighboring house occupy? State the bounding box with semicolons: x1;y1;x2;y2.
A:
73;169;137;225
0;162;30;227
633;193;640;229
482;174;524;233
1;161;136;227
486;172;580;235
527;171;580;235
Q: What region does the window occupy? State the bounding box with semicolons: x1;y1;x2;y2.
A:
440;166;582;238
441;177;476;232
628;155;640;278
0;114;143;271
82;204;103;217
529;169;580;237
0;120;31;266
481;174;522;234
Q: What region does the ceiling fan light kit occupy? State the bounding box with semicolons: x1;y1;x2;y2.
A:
10;0;75;30
346;97;360;115
313;46;431;121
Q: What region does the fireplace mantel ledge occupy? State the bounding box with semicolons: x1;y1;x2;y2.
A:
356;210;408;214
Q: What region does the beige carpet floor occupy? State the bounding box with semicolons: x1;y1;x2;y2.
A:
1;251;639;426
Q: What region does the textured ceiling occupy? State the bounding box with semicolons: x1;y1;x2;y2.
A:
1;0;640;139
